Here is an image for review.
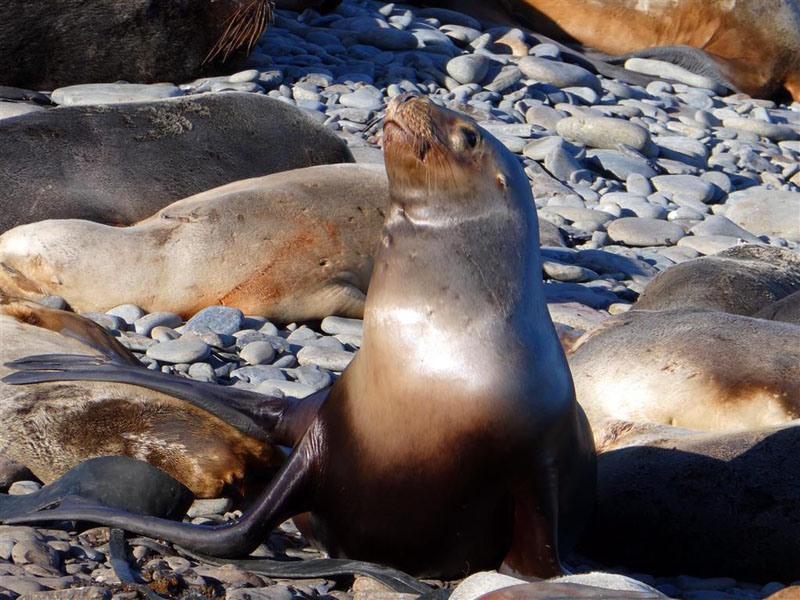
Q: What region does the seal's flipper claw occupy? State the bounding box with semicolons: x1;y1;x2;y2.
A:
2;353;324;446
607;45;739;94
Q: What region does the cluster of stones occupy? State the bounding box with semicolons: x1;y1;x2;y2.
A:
0;520;359;599
0;515;794;600
71;303;361;399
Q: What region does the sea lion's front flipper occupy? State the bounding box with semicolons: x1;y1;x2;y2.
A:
0;456;194;521
500;465;565;579
6;429;318;558
3;353;326;446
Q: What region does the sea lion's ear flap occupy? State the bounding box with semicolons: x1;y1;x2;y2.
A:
496;173;508;189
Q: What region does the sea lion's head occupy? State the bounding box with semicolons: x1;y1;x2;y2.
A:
382;94;533;223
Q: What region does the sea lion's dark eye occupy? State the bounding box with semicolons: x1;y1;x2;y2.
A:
461;127;478;148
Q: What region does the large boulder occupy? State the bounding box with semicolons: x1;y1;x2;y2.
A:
0;92;354;232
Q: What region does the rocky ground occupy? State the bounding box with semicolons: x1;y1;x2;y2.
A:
1;0;799;598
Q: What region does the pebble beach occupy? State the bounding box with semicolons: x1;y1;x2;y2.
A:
1;0;799;598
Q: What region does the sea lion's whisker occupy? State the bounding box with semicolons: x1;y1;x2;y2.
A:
204;0;272;65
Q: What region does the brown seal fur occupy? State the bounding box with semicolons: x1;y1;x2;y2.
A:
428;0;800;100
4;95;596;580
0;300;282;499
568;308;800;440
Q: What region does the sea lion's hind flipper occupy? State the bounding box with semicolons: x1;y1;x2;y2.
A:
2;353;309;444
177;550;431;595
5;353;107;370
605;45;740;94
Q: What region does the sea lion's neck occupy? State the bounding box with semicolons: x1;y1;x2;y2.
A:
363;200;550;355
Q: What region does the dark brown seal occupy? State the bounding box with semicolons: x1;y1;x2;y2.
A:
0;0;271;90
4;95;596;580
0;93;353;234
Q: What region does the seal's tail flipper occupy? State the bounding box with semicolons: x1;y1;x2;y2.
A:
3;353;326;447
177;549;431;595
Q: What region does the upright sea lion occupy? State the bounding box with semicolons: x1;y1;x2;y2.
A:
568;308;800;438
0;0;271;90
0;93;354;233
425;0;800;100
0;164;387;321
4;94;596;580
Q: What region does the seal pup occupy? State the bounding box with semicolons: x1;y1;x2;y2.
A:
5;95;596;579
0;456;194;522
423;0;800;100
567;308;800;439
0;164;387;322
0;93;354;233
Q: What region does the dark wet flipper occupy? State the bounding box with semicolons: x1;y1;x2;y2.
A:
177;549;431;595
5;353;108;369
8;436;315;559
2;353;323;445
601;45;740;94
0;457;194;522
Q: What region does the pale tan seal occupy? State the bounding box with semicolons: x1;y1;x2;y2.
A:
568;308;800;440
0;164;388;322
